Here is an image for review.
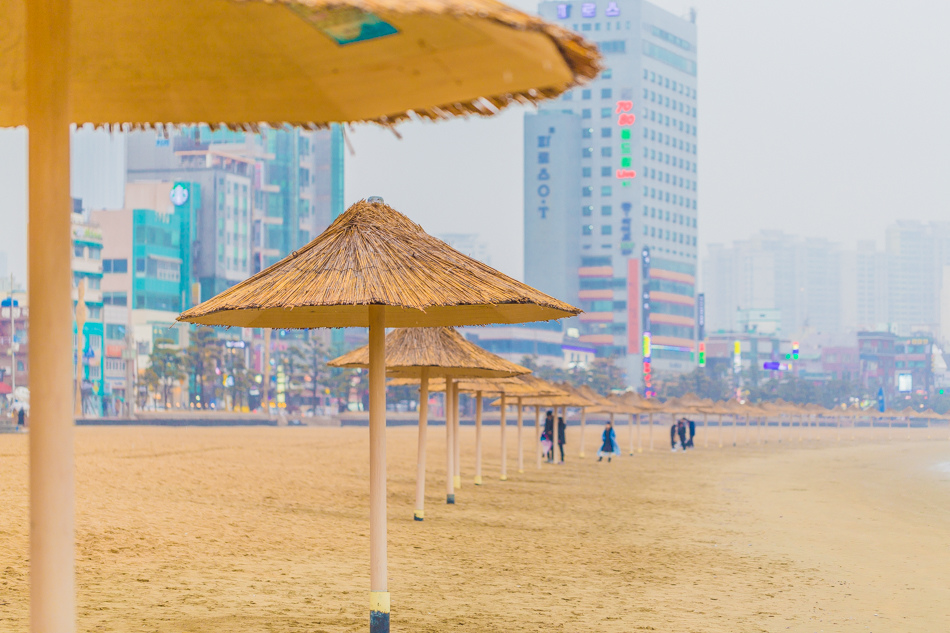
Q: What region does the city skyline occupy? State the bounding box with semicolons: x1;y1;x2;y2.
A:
2;1;949;283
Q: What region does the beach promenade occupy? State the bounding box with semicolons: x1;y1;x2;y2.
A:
0;425;947;632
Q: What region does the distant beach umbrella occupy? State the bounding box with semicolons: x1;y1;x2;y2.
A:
180;199;579;631
329;327;529;516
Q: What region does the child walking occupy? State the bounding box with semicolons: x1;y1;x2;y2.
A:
597;420;620;462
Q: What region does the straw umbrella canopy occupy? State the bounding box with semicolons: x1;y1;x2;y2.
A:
7;1;602;630
328;327;529;518
179;200;580;631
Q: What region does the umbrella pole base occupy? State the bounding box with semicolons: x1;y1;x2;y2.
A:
453;476;461;489
579;452;586;458
370;591;390;633
446;494;455;505
413;510;424;522
500;474;508;481
473;476;483;485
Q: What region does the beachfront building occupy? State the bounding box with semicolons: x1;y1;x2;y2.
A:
858;331;934;398
525;0;699;384
72;213;106;415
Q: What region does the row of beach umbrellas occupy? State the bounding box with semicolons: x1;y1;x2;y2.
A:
6;0;604;631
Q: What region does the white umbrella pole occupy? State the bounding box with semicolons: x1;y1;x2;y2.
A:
516;397;524;473
733;415;738;446
757;415;762;445
703;413;709;448
649;412;654;451
628;413;635;455
636;413;642;453
413;368;429;521
579;407;587;458
474;391;483;485
718;414;724;448
499;394;507;480
535;405;542;469
29;1;75;628
368;306;389;632
609;413;615;457
445;379;455;504
452;383;462;490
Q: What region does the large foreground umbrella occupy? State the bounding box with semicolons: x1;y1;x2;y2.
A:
4;1;599;629
179;199;580;630
329;327;528;517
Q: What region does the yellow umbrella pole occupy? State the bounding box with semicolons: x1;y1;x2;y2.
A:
535;405;542;469
368;306;389;632
499;394;508;480
28;2;75;629
474;391;483;485
413;367;429;521
514;397;524;473
579;407;587;458
445;379;455;504
452;383;462;490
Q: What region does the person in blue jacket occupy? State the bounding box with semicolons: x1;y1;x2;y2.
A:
597;420;620;462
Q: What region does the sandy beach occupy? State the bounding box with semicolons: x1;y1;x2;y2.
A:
1;423;948;632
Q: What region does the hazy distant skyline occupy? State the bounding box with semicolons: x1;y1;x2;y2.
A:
3;0;950;283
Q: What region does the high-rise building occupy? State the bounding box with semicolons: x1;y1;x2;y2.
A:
885;221;950;336
526;0;699;381
703;231;841;338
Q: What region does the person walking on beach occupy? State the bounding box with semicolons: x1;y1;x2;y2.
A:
677;419;688;450
685;418;696;448
544;410;555;463
557;415;567;463
670;421;679;451
598;420;620;462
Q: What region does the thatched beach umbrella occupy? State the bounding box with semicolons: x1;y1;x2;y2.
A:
328;327;528;518
179;200;580;630
5;0;600;628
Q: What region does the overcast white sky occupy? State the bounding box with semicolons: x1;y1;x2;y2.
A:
2;0;950;284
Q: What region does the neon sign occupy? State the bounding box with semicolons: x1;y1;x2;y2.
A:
615;101;636;183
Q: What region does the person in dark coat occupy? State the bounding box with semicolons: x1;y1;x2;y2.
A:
543;410;555;462
670;421;679;450
556;416;567;463
685;418;696;448
17;407;25;429
676;419;688;450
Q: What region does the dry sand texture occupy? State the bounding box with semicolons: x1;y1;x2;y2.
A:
0;423;948;632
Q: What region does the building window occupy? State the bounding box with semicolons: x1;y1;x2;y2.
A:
582;89;591;99
582;108;592;119
582;147;593;158
601;107;612;118
601;166;612;177
582;206;593;217
600;128;612;138
601;205;612;216
582;128;593;139
601;147;612;158
601;186;612;196
601;88;612;99
583;225;593;236
582;167;592;178
582;186;593;197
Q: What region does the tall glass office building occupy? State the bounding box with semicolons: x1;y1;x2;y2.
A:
525;0;698;380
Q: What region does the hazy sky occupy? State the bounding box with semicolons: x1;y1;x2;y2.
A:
3;0;950;284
